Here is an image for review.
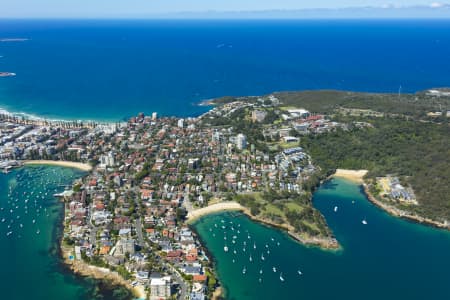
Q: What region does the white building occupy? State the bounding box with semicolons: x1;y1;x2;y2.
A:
177;118;184;128
150;277;172;300
236;134;247;150
152;112;158;120
99;151;115;168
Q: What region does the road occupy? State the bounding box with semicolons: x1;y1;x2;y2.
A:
135;217;145;247
165;263;189;300
88;204;98;246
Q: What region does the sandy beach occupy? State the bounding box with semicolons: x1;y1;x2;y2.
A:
187;201;246;222
23;160;92;171
211;286;223;300
333;169;368;183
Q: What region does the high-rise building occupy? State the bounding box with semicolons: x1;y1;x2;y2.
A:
152;112;158;120
236;134;247;150
177;118;184;128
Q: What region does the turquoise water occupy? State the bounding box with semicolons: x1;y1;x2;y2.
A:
0;166;109;300
1;20;450;120
193;178;450;300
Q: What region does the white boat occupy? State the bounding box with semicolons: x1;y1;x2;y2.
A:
224;246;229;252
253;243;256;249
272;267;277;272
261;254;265;261
249;255;252;262
280;272;284;282
297;270;302;275
334;206;338;212
362;219;368;225
242;267;246;275
259;269;263;274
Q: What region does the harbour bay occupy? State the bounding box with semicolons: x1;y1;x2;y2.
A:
0;166;130;300
193;178;450;300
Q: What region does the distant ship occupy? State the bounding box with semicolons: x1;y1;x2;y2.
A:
0;72;16;77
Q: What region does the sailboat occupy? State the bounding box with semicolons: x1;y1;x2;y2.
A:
279;272;284;282
334;206;338;212
362;218;368;225
297;270;303;276
261;253;265;261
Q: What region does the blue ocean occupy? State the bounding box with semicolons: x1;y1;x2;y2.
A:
0;19;450;121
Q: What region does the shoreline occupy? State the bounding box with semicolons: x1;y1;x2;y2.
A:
362;184;450;231
0;106;122;125
23;160;92;172
331;169;449;231
332;169;368;183
189;200;340;299
60;208;144;299
188;201;339;250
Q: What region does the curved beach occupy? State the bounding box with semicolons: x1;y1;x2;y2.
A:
333;169;368;183
187;202;246;222
23;160;92;171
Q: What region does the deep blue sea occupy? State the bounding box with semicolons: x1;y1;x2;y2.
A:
1;19;450;121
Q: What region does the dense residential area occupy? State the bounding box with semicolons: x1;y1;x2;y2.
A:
1;88;449;299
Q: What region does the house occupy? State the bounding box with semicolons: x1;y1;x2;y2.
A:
136;270;149;283
182;265;202;276
114;239;136;256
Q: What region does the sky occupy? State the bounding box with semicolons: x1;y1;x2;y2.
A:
0;0;448;18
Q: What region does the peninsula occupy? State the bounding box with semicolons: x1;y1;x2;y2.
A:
1;87;449;300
